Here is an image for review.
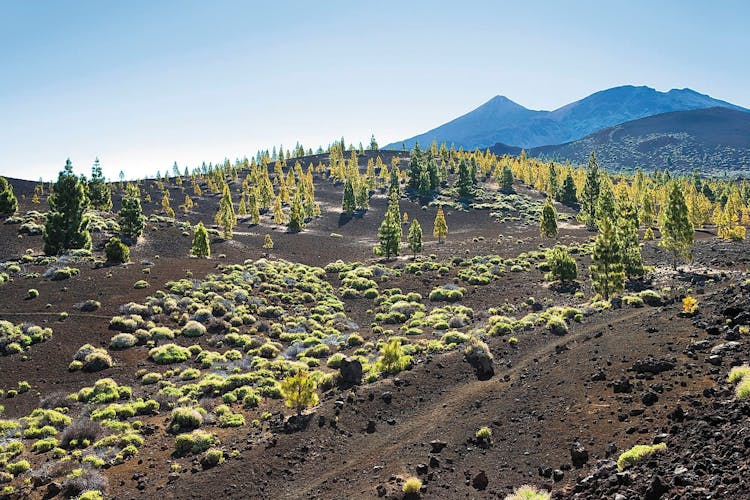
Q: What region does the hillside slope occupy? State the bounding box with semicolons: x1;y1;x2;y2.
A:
386;86;747;150
519;107;750;174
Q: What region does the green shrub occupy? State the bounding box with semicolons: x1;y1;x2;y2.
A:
181;320;207;338
504;485;551;500
141;372;162;385
105;237;130;263
376;339;411;374
545;246;577;282
617;443;667;471
150;343;191;364
48;267;80;281
133;280;150;289
174;430;217;456
402;476;422;494
27;289;39;299
429;285;465;302
5;460;30;476
201;448;224;468
546;316;568;335
622;295;644;308
170;407;204;433
110;333;137;349
79;490;104;500
32;437;58;453
728;365;750;384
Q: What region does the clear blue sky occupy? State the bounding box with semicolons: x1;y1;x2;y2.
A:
1;0;748;181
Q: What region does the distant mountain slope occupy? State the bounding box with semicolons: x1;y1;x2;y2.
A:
500;107;750;174
385;86;747;150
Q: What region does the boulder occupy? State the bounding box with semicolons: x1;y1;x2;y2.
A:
339;357;363;385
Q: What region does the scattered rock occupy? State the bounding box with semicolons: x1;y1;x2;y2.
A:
472;471;488;490
570;441;589;467
339;357;363;385
641;391;659;406
429;440;447;453
416;463;429;475
632;357;675;374
381;392;392;404
552;469;564;482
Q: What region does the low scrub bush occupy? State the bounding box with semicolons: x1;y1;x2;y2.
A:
617;443;667;471
174;430;217;456
149;343;191;364
504;485;551;500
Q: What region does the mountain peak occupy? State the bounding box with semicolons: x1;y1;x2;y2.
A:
384;85;747;150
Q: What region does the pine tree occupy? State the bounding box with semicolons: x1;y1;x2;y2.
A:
273;195;287;225
280;370;318;416
640;192;656;228
377;190;402;259
545;246;577;282
407;219;423;257
248;188;261;225
87;158;112;210
659;182;694;270
288;191;305;232
540;198;558;238
559;172;578;207
595;179;615;227
433;205;448;243
43;160;91;255
119;184;145;241
455;159;473;198
356;183;370;210
407;144;423;191
181;194;194;214
0;176;18;215
580;152;601;230
262;234;274;250
499;165;514;194
590;217;625;300
618;202;644;278
161;190;175;218
342;179;356;215
191;221;210;258
215;184;236;239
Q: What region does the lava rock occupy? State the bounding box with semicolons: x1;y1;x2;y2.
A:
472;471;488;490
381;391;392;404
339;357;363;385
552;469;565;482
430;440;447;453
632;357;675;374
642;391;659;406
571;441;589;467
416;463;429;475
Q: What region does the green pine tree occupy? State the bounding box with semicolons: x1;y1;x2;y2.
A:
559;172;578;207
43;160;92;255
455;159;473;198
407;219;423;257
659;182;694;270
248;188;261;225
540;198;558;238
579;152;601;230
0;176;18;215
191;221;210;258
87;158;112;210
590;216;625;300
499;165;514;194
433;205;448;243
215;183;236;239
288;191;305;232
118;184;145;241
342;179;356;215
618;202;644;278
377;190;402;259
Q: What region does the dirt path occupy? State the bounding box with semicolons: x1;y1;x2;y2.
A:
280;307;648;498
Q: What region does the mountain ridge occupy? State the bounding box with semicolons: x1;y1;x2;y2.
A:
384;85;748;150
489;107;750;175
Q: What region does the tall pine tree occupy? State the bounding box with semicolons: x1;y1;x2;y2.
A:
119;184;145;241
377;190;402;259
191;221;210;258
433;206;448;243
0;176;18;215
215;183;236;238
288;191;305;232
659;182;694;270
618;202;644;278
407;219;423;257
43;160;91;255
579;152;601;230
590;216;625;300
87;158;112;210
540;198;558;238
